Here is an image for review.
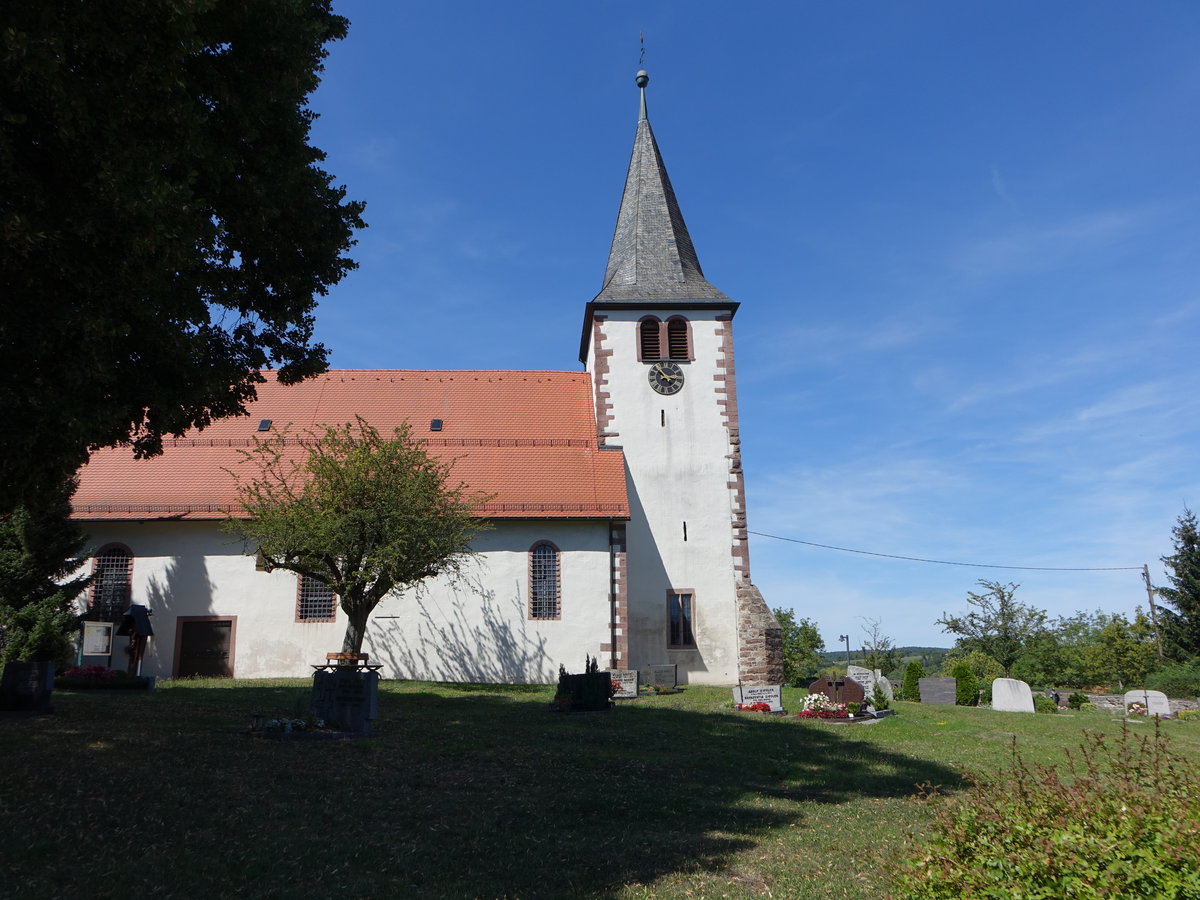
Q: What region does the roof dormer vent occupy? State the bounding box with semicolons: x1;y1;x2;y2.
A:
257;419;272;432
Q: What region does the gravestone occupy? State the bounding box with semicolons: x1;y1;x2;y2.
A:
733;684;785;712
310;668;379;733
918;677;957;706
609;668;639;699
807;676;865;704
848;665;894;704
1124;688;1171;718
0;661;55;712
991;678;1035;713
647;664;677;688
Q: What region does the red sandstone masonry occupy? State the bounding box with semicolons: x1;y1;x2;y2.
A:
591;316;617;443
608;522;628;669
715;315;751;582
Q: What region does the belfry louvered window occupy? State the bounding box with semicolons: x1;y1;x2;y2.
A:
529;542;561;619
297;575;337;622
90;546;132;621
667;317;691;360
639;317;663;361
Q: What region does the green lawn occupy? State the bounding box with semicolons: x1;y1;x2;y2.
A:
3;682;1197;899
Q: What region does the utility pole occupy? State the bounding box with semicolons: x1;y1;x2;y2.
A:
1143;564;1165;659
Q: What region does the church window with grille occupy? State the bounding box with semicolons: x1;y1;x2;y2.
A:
666;317;691;360
90;546;132;621
296;575;337;622
529;542;561;619
667;590;696;648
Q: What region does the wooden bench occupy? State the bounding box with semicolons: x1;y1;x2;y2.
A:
311;652;383;672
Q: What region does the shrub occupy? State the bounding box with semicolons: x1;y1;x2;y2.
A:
872;678;891;711
1068;691;1091;710
901;660;925;701
1033;695;1057;713
1145;662;1200;698
949;661;978;706
894;723;1200;898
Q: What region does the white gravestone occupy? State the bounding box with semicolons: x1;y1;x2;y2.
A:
848;665;894;704
1124;689;1171;718
609;669;639;699
733;684;785;712
991;678;1035;713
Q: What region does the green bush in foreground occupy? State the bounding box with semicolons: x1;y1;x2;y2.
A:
1033;694;1057;713
895;723;1200;899
949;660;978;706
901;660;925;701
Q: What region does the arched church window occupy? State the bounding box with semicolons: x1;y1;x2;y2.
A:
529;542;561;619
90;545;132;622
666;317;691;360
639;317;663;361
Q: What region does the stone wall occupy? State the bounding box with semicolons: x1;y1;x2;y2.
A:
736;582;784;685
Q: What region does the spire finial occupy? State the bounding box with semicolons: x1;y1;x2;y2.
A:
636;33;649;119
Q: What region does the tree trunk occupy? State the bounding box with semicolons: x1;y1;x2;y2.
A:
342;605;370;653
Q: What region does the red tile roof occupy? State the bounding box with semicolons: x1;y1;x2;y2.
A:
72;370;629;521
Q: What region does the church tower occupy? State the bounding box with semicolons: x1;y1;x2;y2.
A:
581;71;783;686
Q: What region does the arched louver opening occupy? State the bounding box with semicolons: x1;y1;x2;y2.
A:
639;317;663;361
667;317;691;360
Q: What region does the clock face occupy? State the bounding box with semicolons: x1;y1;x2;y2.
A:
648;361;685;395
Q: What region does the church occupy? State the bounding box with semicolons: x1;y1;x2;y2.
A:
70;71;785;687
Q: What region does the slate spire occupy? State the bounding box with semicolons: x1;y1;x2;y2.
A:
594;70;730;303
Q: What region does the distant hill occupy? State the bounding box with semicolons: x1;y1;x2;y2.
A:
816;646;951;678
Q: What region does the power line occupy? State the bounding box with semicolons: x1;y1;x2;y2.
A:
747;531;1143;572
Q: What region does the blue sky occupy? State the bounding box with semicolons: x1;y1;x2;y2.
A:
306;2;1200;650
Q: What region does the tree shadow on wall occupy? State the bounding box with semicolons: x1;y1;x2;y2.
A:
367;575;555;683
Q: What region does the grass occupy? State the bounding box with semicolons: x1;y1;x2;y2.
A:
3;682;1200;899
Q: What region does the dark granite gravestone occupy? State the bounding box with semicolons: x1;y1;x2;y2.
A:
609;669;639;699
310;668;378;733
919;677;957;706
807;676;866;704
0;661;55;712
647;664;677;688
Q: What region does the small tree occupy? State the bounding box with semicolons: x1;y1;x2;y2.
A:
773;608;824;686
227;419;490;653
1156;509;1200;660
901;660;925;701
0;479;91;668
949;660;979;706
938;581;1047;677
860;616;901;676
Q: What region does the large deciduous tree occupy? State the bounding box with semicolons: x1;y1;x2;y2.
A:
937;580;1047;677
226;420;490;654
1156;508;1200;660
772;608;824;686
0;0;366;512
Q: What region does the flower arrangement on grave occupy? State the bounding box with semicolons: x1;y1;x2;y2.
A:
255;715;326;734
736;701;772;713
61;665;122;681
55;665;153;690
1127;702;1148;717
797;692;850;719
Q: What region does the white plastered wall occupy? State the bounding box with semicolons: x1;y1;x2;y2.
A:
75;519;613;682
588;308;740;683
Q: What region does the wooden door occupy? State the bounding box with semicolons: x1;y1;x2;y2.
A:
176;619;234;677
